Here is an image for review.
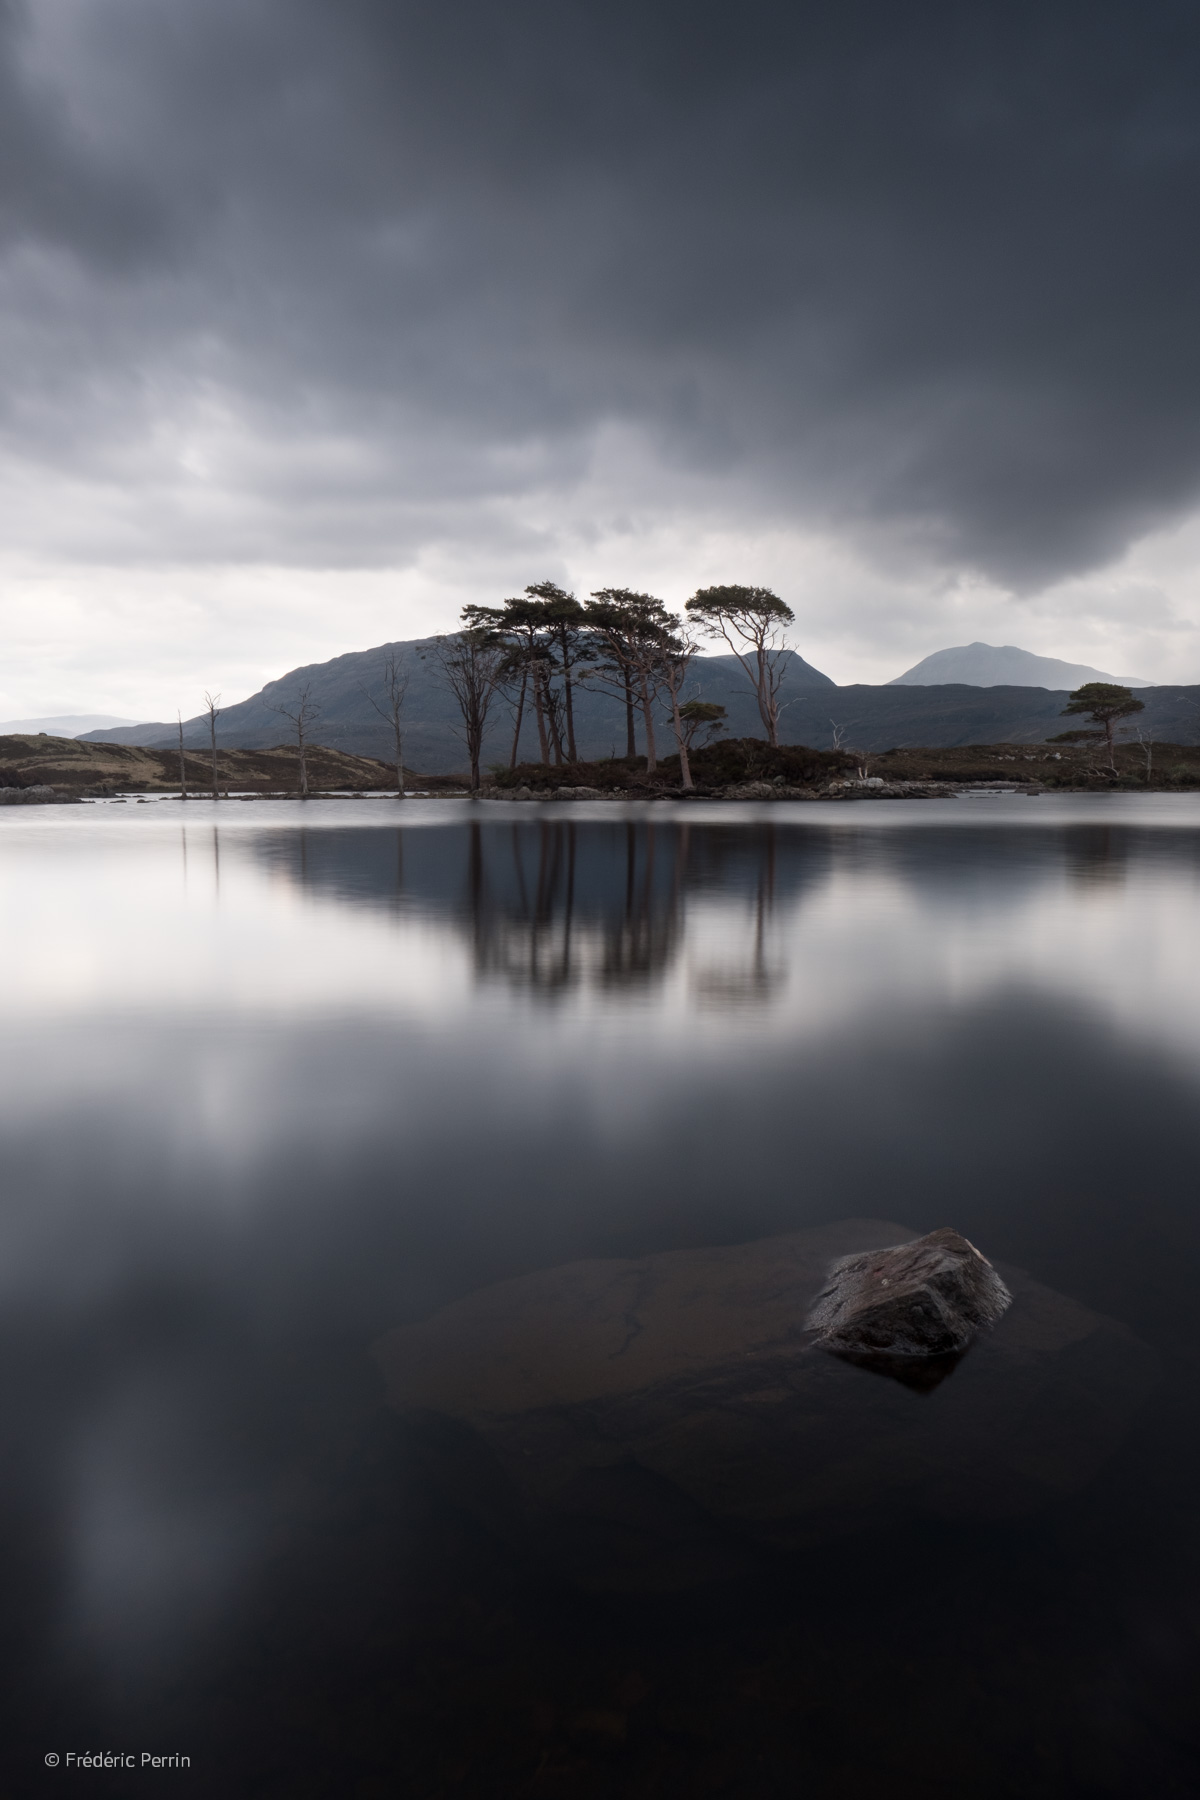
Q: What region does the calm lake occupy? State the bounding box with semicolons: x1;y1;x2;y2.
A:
4;795;1200;1798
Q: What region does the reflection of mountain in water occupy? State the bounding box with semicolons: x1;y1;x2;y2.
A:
252;819;832;1000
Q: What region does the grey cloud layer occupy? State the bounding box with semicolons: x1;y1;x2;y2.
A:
5;0;1200;583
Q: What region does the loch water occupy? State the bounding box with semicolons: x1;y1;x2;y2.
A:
3;795;1200;1798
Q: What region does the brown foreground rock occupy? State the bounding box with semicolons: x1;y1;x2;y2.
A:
376;1220;1158;1593
806;1226;1012;1371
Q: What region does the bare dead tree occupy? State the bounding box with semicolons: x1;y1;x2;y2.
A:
204;692;221;799
177;710;188;800
361;649;410;797
268;683;320;797
428;628;508;793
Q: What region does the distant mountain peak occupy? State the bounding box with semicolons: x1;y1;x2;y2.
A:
889;643;1151;690
0;712;140;736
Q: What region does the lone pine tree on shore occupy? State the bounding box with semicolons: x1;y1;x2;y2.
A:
1060;682;1144;771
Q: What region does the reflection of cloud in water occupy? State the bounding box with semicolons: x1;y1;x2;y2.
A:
2;801;1200;1787
65;1371;260;1683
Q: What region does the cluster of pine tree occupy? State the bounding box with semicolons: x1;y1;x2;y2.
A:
431;580;796;790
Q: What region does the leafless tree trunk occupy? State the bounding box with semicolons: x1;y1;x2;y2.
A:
543;669;566;766
178;711;188;800
713;631;790;747
531;656;550;764
429;630;507;793
508;666;528;769
204;692;221;799
361;650;410;797
269;683;320;796
637;666;658;774
563;666;578;763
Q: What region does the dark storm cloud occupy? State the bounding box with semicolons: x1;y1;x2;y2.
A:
5;0;1200;581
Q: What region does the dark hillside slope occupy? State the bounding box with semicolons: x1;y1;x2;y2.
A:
82;638;1200;769
771;683;1200;752
82;640;835;771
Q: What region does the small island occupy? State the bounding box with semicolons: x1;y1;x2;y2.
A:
5;725;1200;802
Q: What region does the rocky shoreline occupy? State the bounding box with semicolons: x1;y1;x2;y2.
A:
476;779;993;801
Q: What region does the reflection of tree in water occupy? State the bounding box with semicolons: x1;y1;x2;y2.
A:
251;817;828;1003
464;820;793;1005
466;820;684;996
690;826;785;1009
1063;826;1128;890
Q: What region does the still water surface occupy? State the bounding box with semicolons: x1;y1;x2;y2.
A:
3;796;1200;1797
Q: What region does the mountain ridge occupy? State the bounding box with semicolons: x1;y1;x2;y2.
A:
81;639;836;772
80;637;1199;770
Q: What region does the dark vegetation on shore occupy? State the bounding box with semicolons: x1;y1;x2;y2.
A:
489;739;854;792
489;737;1200;794
6;731;1200;798
873;741;1200;788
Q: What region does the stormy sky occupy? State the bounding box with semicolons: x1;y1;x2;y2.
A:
4;0;1200;716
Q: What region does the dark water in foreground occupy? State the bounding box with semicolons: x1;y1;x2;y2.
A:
3;795;1200;1798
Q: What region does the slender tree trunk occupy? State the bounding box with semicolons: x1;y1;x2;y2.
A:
394;722;405;798
509;668;528;769
623;669;637;758
639;669;657;773
533;664;549;766
544;668;564;765
210;714;218;799
669;693;693;789
562;648;578;762
756;645;780;746
178;715;188;800
298;726;309;797
1105;719;1115;771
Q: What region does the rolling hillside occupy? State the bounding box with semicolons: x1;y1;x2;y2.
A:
0;734;402;795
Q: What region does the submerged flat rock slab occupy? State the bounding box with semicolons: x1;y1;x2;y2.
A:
376;1220;1157;1592
806;1227;1012;1367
